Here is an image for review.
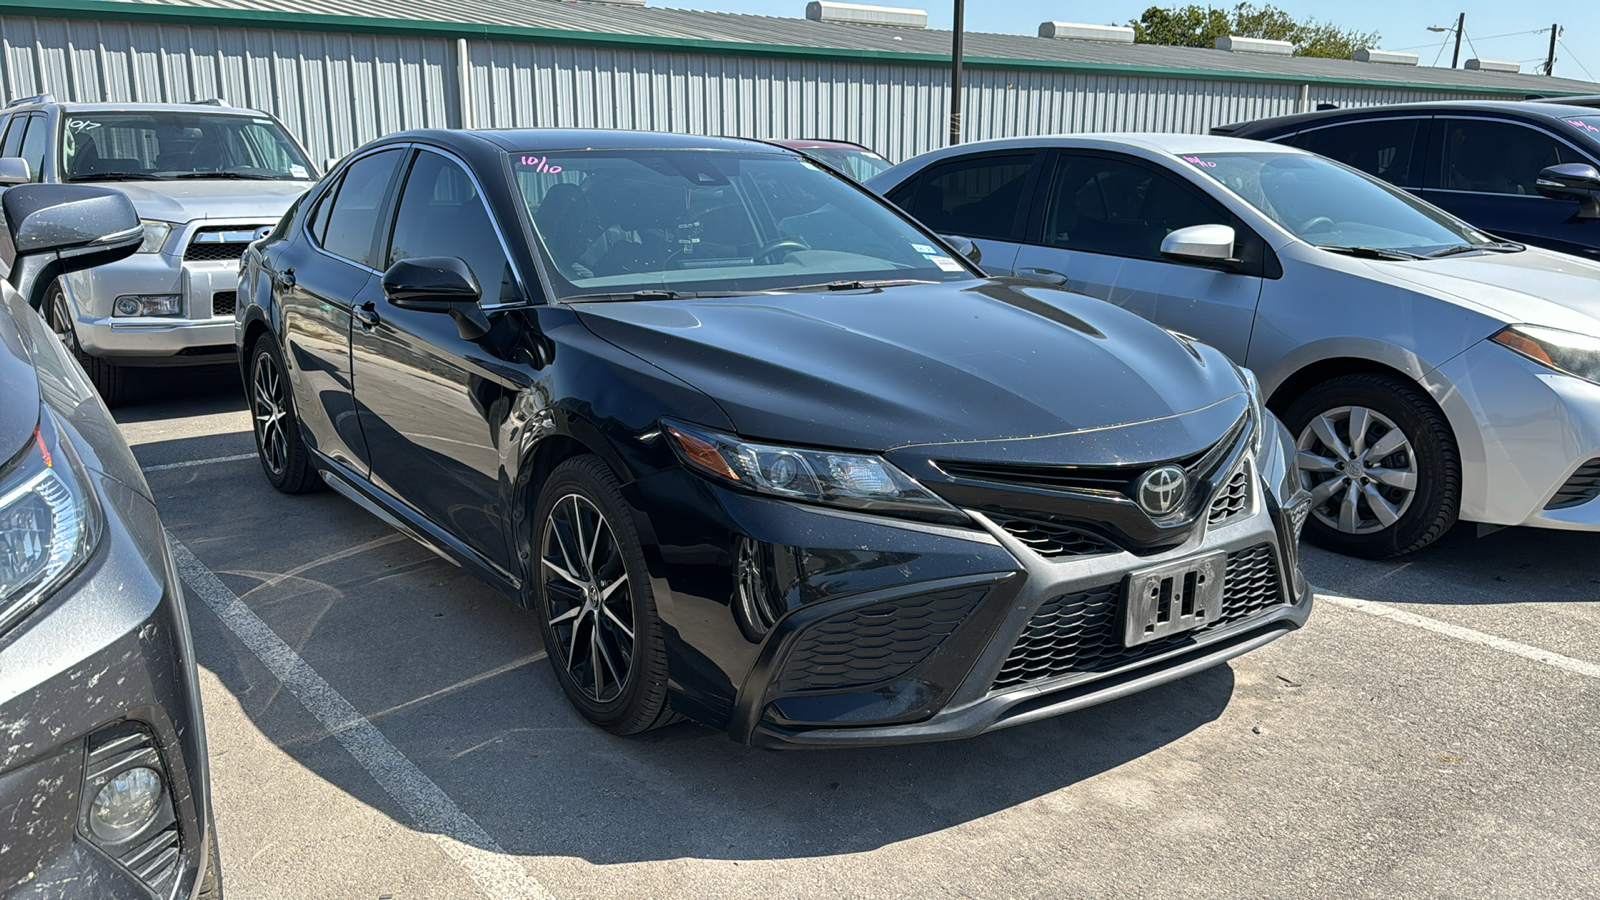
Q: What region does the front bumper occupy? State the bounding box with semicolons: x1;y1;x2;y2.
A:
0;473;213;898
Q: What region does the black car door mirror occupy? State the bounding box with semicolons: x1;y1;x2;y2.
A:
2;184;143;308
1535;163;1600;218
1159;224;1243;270
941;235;983;266
0;158;30;186
381;256;491;340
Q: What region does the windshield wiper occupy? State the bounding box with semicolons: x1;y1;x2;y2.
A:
66;172;164;182
175;172;280;180
564;290;686;302
1423;240;1526;259
1318;245;1424;261
785;279;937;292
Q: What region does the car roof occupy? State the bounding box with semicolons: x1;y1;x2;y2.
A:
4;100;275;116
770;138;876;152
1215;98;1600;136
913;132;1302;157
426;128;791;155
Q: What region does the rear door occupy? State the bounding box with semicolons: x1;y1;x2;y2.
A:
895;151;1040;276
1421;115;1600;258
1010;151;1266;361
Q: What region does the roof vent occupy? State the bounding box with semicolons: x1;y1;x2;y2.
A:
1353;48;1419;66
561;0;646;4
1038;22;1135;43
806;2;927;28
1465;58;1521;74
1215;35;1294;56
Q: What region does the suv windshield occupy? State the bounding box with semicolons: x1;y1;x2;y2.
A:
514;150;976;300
62;111;315;182
1181;151;1499;255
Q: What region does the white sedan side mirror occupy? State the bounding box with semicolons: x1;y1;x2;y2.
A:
1160;224;1237;264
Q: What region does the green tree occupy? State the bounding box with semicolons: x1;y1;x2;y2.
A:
1126;3;1380;59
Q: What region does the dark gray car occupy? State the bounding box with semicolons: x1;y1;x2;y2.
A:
0;174;219;897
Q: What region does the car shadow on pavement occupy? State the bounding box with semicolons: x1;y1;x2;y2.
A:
111;363;243;420
1302;524;1600;606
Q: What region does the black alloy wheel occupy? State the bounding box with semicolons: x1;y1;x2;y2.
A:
1284;373;1460;558
249;335;323;494
44;280;125;406
533;456;677;734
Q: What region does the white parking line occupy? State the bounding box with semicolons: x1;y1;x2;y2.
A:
1321;593;1600;680
169;534;555;900
143;453;259;472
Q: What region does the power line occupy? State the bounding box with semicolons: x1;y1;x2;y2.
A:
1558;39;1596;82
1462;29;1480;61
1430;32;1453;68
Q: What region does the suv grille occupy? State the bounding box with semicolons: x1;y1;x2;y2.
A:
776;586;988;694
996;517;1117;558
1546;459;1600;509
991;543;1282;691
211;290;237;318
184;225;270;262
1207;469;1250;523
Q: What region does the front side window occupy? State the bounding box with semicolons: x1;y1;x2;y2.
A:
514;150;977;301
317;149;404;268
1288;118;1422;187
1441;118;1587;196
1185;151;1496;254
909;154;1034;241
18;115;47;182
0;116;23;157
387;152;518;305
1042;155;1224;261
60;111;314;182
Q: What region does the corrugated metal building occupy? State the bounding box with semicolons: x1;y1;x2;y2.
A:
3;0;1596;163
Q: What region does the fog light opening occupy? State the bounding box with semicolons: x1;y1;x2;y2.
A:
88;766;164;843
734;538;784;642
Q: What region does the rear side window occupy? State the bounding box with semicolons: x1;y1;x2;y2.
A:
317;148;403;267
1440;118;1589;196
1041;154;1226;262
909;153;1034;241
0;116;23;157
1288;119;1422;188
386;151;518;305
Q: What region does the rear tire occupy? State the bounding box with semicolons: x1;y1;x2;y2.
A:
248;334;324;494
44;280;125;407
1283;373;1459;558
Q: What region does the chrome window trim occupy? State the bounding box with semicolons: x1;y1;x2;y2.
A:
1275;114;1433;142
404;144;534;311
302;142;412;277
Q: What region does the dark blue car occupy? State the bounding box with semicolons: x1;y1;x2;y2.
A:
1216;101;1600;259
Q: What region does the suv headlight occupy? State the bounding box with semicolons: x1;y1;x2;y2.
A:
0;412;102;633
137;220;176;254
664;420;966;524
1493;325;1600;384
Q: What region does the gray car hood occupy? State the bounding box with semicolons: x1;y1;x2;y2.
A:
1375;246;1600;333
102;179;312;223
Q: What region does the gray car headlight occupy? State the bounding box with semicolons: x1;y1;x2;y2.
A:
0;412;102;633
664;420;966;524
1493;324;1600;384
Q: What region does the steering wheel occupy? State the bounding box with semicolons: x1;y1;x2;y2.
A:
755;240;808;264
1299;216;1335;234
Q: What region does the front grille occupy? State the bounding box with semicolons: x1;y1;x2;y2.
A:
997;517;1118;558
938;456;1201;498
991;543;1282;690
184;225;269;262
1546;459;1600;509
184;240;248;262
211;290;237;318
776;586;988;693
1208;468;1250;523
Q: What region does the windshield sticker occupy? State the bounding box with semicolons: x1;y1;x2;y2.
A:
519;155;564;174
911;243;936;254
1567;118;1600;135
289;165;309;178
1181;155;1218;168
66;119;102;132
928;256;964;273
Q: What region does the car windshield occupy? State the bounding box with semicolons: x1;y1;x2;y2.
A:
1180;151;1499;255
1557;115;1600;139
513;149;976;300
61;111;315;181
797;146;893;182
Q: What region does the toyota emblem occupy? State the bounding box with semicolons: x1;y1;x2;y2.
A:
1136;465;1188;517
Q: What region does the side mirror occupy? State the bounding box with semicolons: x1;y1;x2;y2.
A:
2;184;143;308
1536;163;1600;219
1160;224;1240;269
941;235;982;266
381;256;490;340
0;158;30;186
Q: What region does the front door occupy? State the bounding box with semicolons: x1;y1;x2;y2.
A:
350;148;527;573
1010;151;1265;362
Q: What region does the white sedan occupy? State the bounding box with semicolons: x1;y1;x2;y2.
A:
870;134;1600;557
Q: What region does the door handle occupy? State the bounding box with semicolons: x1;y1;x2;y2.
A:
275;267;296;290
1017;267;1068;286
354;301;380;329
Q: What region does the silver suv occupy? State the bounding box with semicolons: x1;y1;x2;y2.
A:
0;94;317;404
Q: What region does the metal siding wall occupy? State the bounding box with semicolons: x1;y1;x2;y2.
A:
2;13;1513;163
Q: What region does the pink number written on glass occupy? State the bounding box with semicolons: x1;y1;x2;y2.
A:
520;155;564;173
1181;155;1218;168
1567;119;1600;135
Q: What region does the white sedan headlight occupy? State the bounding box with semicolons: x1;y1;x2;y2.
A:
1493;324;1600;384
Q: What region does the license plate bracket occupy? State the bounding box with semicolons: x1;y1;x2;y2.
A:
1122;552;1227;647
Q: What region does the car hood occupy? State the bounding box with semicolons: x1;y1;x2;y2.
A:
1375;247;1600;332
0;290;41;468
576;279;1249;462
98;179;312;223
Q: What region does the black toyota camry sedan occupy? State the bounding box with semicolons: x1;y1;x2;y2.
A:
237;129;1313;747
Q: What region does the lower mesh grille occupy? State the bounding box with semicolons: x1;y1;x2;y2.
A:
1546;459;1600;509
991;543;1282;691
212;290;238;318
776;586;987;693
997;517;1118;558
1208;469;1250;523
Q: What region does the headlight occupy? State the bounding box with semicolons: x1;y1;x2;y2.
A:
664;420;966;524
1235;364;1266;454
1493;324;1600;384
137;220;176;254
0;413;102;633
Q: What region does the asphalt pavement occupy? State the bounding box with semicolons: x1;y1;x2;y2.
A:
115;366;1600;900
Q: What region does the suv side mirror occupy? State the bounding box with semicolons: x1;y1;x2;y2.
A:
1536;163;1600;219
940;235;983;266
1160;224;1241;269
2;184;143;309
0;158;29;186
381;256;490;340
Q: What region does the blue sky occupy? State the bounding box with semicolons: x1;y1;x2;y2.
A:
674;1;1599;82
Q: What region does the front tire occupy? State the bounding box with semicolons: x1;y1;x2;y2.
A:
532;456;677;735
248;334;323;494
1283;373;1459;558
44;280;125;407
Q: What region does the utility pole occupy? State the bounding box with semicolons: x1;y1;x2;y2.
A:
948;0;964;146
1545;24;1560;76
1451;12;1464;68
